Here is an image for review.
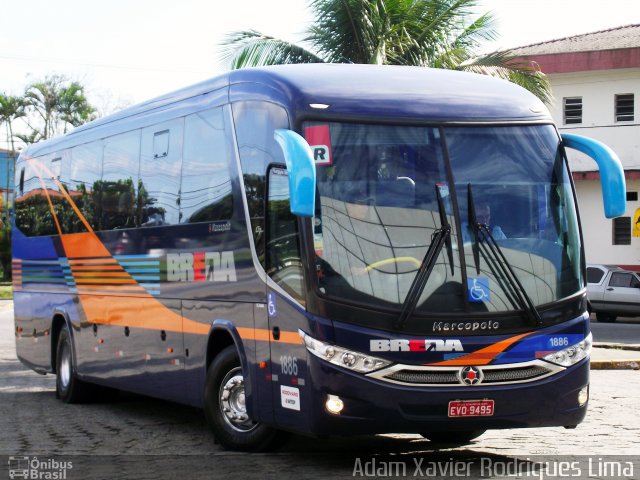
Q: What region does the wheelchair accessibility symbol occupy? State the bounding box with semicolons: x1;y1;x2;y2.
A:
467;277;490;303
268;293;277;317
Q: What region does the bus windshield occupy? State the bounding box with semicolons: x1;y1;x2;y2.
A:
306;122;582;316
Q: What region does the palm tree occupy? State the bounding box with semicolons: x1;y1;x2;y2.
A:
220;0;551;104
23;75;63;140
0;93;26;153
23;74;96;141
58;82;96;133
15;128;43;146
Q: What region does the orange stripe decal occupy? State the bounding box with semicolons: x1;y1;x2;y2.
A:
73;271;129;277
61;233;112;259
237;327;302;345
72;265;125;271
79;295;210;335
427;332;534;366
278;330;304;345
75;279;139;285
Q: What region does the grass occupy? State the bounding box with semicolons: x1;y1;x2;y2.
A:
0;283;12;299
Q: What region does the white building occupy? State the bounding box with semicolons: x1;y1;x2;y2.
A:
514;24;640;269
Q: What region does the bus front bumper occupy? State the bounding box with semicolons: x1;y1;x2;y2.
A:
300;356;589;436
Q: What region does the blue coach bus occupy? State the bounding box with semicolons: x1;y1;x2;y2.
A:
13;64;625;450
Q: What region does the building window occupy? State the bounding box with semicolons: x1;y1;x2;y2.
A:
627;191;638;202
613;216;631;245
615;94;634;122
563;97;582;125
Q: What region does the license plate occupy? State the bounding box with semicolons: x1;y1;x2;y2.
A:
448;399;494;417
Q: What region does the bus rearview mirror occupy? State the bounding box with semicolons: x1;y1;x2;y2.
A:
561;133;626;219
274;129;316;217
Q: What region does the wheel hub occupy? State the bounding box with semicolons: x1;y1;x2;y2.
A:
59;345;71;389
219;368;257;432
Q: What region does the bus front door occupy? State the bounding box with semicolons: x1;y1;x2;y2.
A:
267;290;307;430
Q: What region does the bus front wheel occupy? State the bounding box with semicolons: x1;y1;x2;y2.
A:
204;345;284;451
420;430;486;445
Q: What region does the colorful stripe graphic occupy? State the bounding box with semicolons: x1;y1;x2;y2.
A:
12;255;161;297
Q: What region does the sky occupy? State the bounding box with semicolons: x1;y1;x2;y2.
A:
1;0;639;130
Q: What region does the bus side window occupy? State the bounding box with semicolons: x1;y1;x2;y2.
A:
14;162;30;235
51;152;72;234
102;131;141;230
68;142;103;232
181;107;234;224
140;120;183;226
14;155;59;237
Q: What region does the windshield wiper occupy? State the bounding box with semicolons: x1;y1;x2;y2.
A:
437;185;455;276
394;185;452;331
467;185;481;275
467;184;543;327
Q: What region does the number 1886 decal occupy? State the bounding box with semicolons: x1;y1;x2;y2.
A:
280;355;298;376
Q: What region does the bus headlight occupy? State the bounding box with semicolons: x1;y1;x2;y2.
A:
543;333;592;367
299;330;392;373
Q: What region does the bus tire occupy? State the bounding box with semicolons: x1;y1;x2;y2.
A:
204;345;283;451
596;313;616;323
55;324;90;403
420;430;486;445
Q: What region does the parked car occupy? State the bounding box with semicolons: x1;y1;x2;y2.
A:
586;264;640;322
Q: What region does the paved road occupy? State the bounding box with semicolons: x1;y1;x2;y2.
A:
590;314;640;344
1;302;639;479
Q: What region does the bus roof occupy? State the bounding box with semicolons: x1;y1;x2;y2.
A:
228;64;551;124
23;64;552;157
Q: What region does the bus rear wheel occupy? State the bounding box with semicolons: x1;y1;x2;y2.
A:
55;324;118;403
56;324;90;403
204;345;284;451
420;430;486;445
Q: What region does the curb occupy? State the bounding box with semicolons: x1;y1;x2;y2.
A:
591;343;640;369
593;342;640;352
591;360;640;370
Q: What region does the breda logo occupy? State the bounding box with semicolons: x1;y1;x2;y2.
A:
167;251;237;282
370;339;464;352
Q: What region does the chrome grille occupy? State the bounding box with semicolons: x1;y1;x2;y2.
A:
369;360;564;387
385;370;459;384
483;365;550;383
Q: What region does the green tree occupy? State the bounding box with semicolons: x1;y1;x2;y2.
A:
0;94;22;280
220;0;551;104
0;93;26;153
22;74;96;142
15;128;44;146
58;81;96;133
